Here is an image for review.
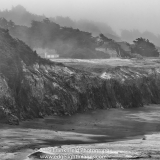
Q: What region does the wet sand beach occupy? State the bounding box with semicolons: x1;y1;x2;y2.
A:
1;105;160;159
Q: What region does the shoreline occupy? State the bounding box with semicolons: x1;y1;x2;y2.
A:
1;105;160;159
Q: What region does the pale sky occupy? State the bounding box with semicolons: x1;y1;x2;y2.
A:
1;0;160;35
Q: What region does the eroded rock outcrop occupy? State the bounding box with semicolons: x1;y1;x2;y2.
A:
0;28;160;124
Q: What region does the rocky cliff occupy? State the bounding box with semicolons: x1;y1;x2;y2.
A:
0;28;160;125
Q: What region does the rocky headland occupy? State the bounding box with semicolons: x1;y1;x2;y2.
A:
1;28;160;159
0;28;160;125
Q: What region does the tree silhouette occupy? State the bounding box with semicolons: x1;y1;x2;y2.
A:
132;37;159;57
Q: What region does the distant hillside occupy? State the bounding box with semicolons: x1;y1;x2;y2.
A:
1;17;158;59
0;18;113;59
0;5;45;26
0;5;120;41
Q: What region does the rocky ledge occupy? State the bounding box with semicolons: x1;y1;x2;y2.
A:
0;28;160;124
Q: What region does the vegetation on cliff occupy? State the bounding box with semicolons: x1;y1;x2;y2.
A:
132;37;159;57
0;18;111;59
0;5;119;41
0;17;158;59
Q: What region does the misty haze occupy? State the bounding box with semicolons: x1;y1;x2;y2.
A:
0;1;160;160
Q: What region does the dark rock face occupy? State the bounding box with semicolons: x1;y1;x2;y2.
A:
0;28;160;124
101;67;160;106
